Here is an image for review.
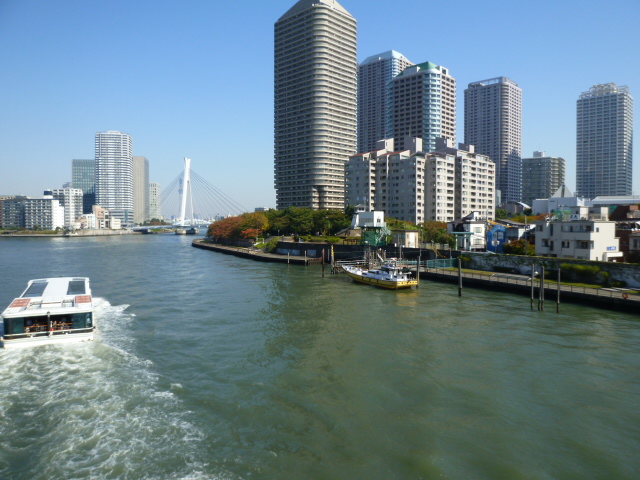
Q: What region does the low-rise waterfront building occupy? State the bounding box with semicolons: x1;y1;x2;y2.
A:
1;196;27;229
50;188;83;227
531;185;586;215
447;211;488;251
534;205;621;261
23;195;65;230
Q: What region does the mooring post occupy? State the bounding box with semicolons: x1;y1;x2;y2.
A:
539;266;545;311
556;267;561;313
530;264;535;310
322;249;325;277
417;254;421;288
458;258;462;297
288;252;290;264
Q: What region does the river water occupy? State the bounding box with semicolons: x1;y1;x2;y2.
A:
0;234;638;479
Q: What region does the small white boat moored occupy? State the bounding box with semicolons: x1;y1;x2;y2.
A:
1;277;96;349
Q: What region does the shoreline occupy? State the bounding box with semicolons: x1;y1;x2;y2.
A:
192;239;640;313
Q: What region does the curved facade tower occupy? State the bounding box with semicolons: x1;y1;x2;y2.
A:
274;0;357;210
358;50;413;154
576;83;633;198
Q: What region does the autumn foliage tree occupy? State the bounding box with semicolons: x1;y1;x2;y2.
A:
207;216;244;240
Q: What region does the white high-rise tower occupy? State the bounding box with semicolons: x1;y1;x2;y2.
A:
95;130;133;225
576;83;633;198
274;0;357;210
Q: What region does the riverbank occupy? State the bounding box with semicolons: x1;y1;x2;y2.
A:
192;239;322;265
1;229;139;238
193;239;640;313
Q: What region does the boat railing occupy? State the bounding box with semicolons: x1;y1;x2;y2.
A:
2;327;95;340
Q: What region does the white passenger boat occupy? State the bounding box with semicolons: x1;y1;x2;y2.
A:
343;260;418;290
0;277;95;349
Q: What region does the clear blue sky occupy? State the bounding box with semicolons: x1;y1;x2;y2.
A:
1;0;638;211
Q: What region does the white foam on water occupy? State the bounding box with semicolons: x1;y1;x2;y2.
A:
0;300;233;480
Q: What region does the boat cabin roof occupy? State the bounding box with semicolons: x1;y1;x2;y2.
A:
2;277;92;317
21;277;89;298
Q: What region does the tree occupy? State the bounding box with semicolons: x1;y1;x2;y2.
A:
240;212;269;233
241;228;263;241
208;216;244;240
502;239;535;255
495;208;509;219
416;221;456;247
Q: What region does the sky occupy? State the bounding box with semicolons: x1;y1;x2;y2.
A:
1;0;639;212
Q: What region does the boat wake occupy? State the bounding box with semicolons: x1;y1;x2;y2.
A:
0;299;223;479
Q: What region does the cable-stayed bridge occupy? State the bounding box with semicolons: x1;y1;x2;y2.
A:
160;158;247;226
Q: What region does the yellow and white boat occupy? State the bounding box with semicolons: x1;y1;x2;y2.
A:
343;261;418;290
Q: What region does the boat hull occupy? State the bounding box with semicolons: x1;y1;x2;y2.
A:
344;269;418;289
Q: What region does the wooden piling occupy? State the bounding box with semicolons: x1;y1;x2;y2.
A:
539;266;545;311
556;267;561;313
530;264;535;310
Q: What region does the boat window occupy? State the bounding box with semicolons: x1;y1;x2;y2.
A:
4;317;25;335
72;313;87;329
23;281;48;297
67;280;86;295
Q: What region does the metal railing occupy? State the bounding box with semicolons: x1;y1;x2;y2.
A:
426;267;640;301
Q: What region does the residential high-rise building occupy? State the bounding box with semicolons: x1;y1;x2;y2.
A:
521;151;566;206
274;0;357;210
51;187;84;227
358;50;413;154
72;159;96;214
149;182;162;221
576;83;633;198
95;130;133;225
464;77;522;205
133;156;149;224
387;61;456;153
346;137;494;224
434;138;496;221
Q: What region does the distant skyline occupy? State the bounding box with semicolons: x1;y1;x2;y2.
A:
1;0;639;210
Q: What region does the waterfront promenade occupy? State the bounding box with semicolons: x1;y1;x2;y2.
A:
424;267;640;313
192;239;322;265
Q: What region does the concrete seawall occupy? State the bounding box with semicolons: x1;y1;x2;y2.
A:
192;239;320;265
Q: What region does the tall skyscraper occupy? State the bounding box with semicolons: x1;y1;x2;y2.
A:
464;77;522;206
72;159;96;214
133;156;149;224
95;130;133;225
358;50;413;154
388;61;457;153
274;0;357;210
576;83;633;198
521;151;566;206
149;182;162;221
